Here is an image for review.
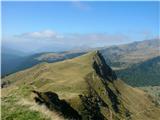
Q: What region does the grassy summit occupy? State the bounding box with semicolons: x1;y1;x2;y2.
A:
2;51;160;120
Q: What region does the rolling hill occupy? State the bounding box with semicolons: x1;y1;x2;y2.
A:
2;51;160;120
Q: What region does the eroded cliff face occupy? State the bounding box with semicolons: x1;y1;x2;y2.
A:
32;51;131;120
92;51;117;82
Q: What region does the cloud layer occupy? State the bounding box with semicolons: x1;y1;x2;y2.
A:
3;29;131;53
15;30;130;44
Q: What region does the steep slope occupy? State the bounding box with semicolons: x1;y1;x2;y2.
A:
2;51;160;120
116;56;160;87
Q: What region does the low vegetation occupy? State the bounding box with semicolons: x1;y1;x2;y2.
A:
2;51;160;120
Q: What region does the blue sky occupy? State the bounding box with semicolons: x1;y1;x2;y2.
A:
2;1;159;53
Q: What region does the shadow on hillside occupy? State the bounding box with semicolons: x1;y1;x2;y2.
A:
32;90;82;120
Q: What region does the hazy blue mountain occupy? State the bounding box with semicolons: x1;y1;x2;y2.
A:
1;52;26;76
1;46;29;76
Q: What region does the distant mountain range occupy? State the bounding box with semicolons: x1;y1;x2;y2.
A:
99;39;160;87
101;39;159;69
2;39;160;88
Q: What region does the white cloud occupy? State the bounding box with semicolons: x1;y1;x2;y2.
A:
15;30;129;43
4;30;131;53
17;30;58;39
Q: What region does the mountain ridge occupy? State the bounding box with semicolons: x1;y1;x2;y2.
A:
2;51;160;120
101;38;160;69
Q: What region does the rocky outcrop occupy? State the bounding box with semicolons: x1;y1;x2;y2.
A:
92;51;117;82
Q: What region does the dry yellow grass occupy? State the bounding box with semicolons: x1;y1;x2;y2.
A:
2;51;160;120
114;80;160;120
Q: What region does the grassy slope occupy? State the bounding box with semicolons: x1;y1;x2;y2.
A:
2;52;160;120
2;52;94;120
114;80;160;120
